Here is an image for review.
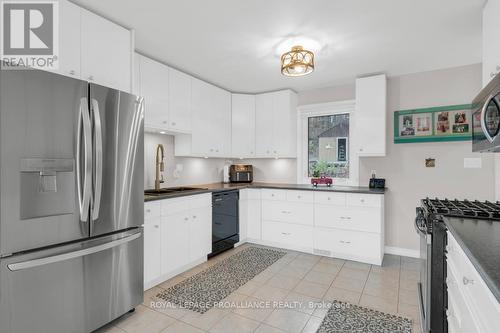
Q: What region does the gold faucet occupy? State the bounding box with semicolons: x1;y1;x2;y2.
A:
155;144;165;191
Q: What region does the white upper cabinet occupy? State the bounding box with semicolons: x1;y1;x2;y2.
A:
212;86;232;156
354;74;387;157
175;78;231;157
138;55;170;131
46;1;132;91
80;8;132;92
135;54;193;133
483;0;500;87
232;94;256;158
57;0;81;78
255;90;297;158
255;93;274;157
168;68;192;133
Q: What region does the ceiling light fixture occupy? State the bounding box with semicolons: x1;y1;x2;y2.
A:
281;45;314;77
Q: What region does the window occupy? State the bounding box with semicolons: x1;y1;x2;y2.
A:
297;101;358;185
308;114;350;179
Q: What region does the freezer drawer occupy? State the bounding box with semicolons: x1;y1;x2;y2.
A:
0;228;143;333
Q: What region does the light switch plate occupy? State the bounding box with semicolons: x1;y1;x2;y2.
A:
464;157;482;169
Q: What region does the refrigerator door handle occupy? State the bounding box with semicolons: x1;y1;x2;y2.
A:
91;98;103;220
77;97;92;222
7;232;141;271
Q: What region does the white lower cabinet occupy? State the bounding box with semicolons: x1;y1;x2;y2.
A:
143;217;161;285
239;189;262;241
446;231;500;333
255;189;384;265
262;221;313;249
143;194;212;290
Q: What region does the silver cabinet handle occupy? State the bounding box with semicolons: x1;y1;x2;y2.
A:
281;232;291;235
340;216;352;220
7;232;141;271
184;217;189;221
146;209;151;213
77;98;92;222
463;277;474;285
192;215;197;219
69;70;75;75
340;240;351;244
91;98;103;220
154;225;159;229
171;122;176;126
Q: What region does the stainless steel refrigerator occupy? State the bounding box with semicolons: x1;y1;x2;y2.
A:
0;69;144;333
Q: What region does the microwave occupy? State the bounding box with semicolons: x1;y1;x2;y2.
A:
472;74;500;152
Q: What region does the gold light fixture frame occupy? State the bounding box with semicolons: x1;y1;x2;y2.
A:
280;45;315;76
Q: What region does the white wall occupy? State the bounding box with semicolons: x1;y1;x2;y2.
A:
144;133;227;189
299;63;495;253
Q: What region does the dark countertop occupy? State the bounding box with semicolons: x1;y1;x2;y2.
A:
444;216;500;303
144;182;386;202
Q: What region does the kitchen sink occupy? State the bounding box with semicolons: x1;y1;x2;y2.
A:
144;187;208;196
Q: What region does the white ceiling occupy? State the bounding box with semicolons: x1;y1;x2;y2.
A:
73;0;484;93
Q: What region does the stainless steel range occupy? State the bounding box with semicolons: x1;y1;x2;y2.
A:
0;69;145;333
416;198;500;333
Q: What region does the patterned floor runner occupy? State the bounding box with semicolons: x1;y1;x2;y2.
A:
317;300;413;333
156;247;286;313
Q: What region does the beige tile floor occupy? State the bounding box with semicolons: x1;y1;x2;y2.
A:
95;244;421;333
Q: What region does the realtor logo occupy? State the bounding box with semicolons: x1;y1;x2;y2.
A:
1;1;59;69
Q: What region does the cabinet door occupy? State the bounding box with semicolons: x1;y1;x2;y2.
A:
255;93;274;157
232;94;256;158
144;218;161;284
189;207;211;261
161;213;190;275
168;68;192;133
139;55;170;130
212;87;232;156
191;78;213;156
272;90;296;157
56;0;81;78
246;199;262;240
354;74;386;156
81;9;131;92
483;0;500;87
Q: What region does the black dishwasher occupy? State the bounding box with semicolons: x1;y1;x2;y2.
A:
210;190;239;257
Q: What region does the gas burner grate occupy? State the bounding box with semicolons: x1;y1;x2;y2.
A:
422;198;500;220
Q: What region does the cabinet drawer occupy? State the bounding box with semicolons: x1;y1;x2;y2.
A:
346;193;382;208
262;221;313;248
315;206;381;233
262;201;313;226
261;189;287;201
286;190;313;203
161;198;189;216
314;192;346;206
447;260;480;333
144;201;161;219
189;194;211;209
446;232;500;333
240;189;261;200
313;227;381;260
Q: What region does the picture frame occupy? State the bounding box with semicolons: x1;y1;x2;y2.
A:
394;104;472;143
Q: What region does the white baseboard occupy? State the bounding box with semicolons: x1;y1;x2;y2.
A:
384;246;419;258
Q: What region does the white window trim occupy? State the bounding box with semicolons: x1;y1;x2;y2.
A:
296;100;359;186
